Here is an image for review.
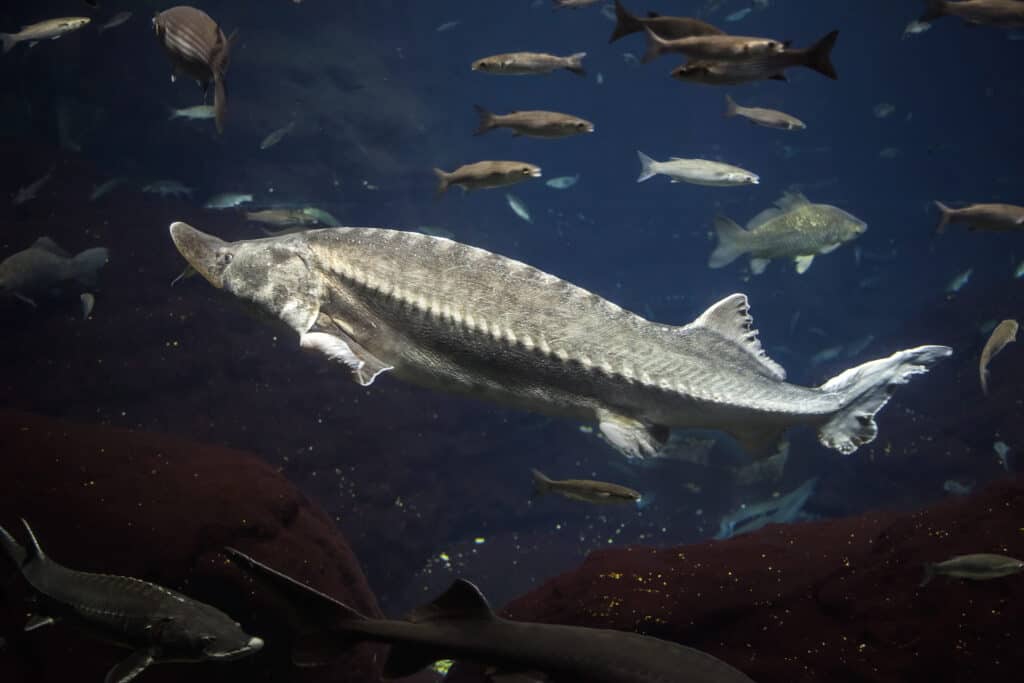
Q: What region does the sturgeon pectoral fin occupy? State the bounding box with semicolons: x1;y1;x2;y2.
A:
749;258;769;275
597;412;669;459
104;650;155;683
299;331;392;387
24;615;55;631
794;255;815;274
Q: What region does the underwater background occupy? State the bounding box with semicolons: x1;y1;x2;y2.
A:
0;1;1022;681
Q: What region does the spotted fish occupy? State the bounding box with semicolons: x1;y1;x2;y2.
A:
169;222;952;458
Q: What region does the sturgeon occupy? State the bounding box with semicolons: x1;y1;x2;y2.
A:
169;222;952;458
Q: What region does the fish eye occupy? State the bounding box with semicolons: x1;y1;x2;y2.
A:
216;251;233;266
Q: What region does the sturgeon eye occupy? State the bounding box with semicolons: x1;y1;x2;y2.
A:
217;251;233;266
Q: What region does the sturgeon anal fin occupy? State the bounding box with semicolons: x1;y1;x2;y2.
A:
686;293;786;380
104;650;155;683
749;258;769;275
383;644;442;679
794;255;815;273
299;331;392;386
24;615;56;631
597;412;669;459
407;579;493;623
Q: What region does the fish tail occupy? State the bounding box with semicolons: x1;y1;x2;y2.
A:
565;52;587;76
432;168;450;197
530;468;552;497
804;30;839;80
0;522;27;568
609;0;642;43
1;34;15;54
640;27;666;64
708;215;749;268
472;104;496;135
635;150;658;183
72;247;110;286
817;345;953;455
920;0;948;22
920;562;936;587
724;94;739;118
213;74;227;135
934;201;952;234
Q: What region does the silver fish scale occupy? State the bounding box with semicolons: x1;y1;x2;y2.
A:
303;228;837;419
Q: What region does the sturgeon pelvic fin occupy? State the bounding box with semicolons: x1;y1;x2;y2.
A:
598;411;669;459
300;330;392;386
818;345;953;454
105;649;156;683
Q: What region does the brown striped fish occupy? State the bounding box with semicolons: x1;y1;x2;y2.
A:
153;6;233;134
980;319;1018;395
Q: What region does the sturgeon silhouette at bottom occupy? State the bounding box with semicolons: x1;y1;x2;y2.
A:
225;547;757;682
169;222;951;459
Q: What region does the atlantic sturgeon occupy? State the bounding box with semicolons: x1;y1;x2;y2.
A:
169;222;951;458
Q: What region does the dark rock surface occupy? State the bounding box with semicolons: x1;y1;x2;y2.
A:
0;411;383;683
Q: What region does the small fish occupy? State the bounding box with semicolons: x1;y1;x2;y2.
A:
435;20;461;32
934;201;1024;233
1;17;90;53
0;237;108;307
1015;260;1024;278
546;174;580;190
80;292;95;319
506;193;532;223
810;346;845;366
725;8;753;22
154;7;233;134
993;441;1012;471
244;209;323;228
608;0;724;43
920;553;1024;587
260;121;296;150
301;207;340;225
89;177;125;201
979;319;1018;395
433;161;542;195
473;105;594;138
143;180;193;198
169;104;216;120
945;268;973;293
920;0;1024;28
98;11;133;33
13;166;55;206
715;477;817;540
471;51;587;76
416;226;455;239
873;102;895;118
531;469;640;505
636;151;758;187
724;95;805;130
642;29;786;64
204;193;253;209
943;479;975;496
553;0;602;8
902;19;932;38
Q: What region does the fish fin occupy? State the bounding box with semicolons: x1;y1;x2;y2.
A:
746;207;782;230
934;201;952;234
817;345;953;454
749;258;769;275
775;191;810;211
0;523;27;567
104;650;155;683
804;30;839;80
24;615;56;631
299;331;392;387
472;104;495;135
0;34;15;53
609;0;642;43
31;236;70;257
212;74;227;135
920;0;948;22
530;468;552;497
597;412;669;459
383;645;442;678
14;293;38;308
819;243;842;254
635;150;658;183
72;248;110;286
724;94;738;117
432;168;449;197
919;562;936;587
794;254;815;274
407;579;494;623
565;52;587;76
19;519;46;562
708;215;748;268
640;27;666;64
687;293;787;380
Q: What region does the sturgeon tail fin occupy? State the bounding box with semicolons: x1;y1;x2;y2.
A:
920;0;948;22
636;150;658;183
724;94;739;117
0;522;27;568
609;0;643;43
708;215;749;268
804;30;839;80
920;562;936;587
817;345;953;455
934;201;953;234
530;469;552;498
1;34;16;54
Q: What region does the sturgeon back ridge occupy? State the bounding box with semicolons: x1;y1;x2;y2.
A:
168;223;952;458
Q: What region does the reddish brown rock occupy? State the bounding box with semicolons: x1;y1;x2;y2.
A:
0;411;383;683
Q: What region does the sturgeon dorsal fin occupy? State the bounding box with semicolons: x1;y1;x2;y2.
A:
32;236;70;258
406;579;493;623
688;294;786;380
20;519;46;562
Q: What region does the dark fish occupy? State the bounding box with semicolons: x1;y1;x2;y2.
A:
609;0;723;43
153;6;232;134
226;548;758;683
531;469;640;505
0;519;263;683
473;105;594;138
672;60;788;85
433;161;542;195
934;201;1024;233
921;0;1024;28
673;30;839;83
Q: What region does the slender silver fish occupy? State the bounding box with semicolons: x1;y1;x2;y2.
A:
724;95;805;130
979;319;1018;395
169;222;951;459
471;51;587;76
531;469;640;504
1;17;90;53
920;553;1024;586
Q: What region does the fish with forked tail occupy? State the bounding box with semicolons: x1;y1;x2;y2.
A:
920;0;1024;28
169;222;951;459
153;6;233;134
673;30;839;83
0;237;108;307
0;520;263;683
531;469;640;505
979;319;1018;395
225;547;757;682
473;105;594;138
0;17;90;53
933;201;1024;233
608;0;723;43
433;161;542;195
471;51;587;76
920;553;1024;586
